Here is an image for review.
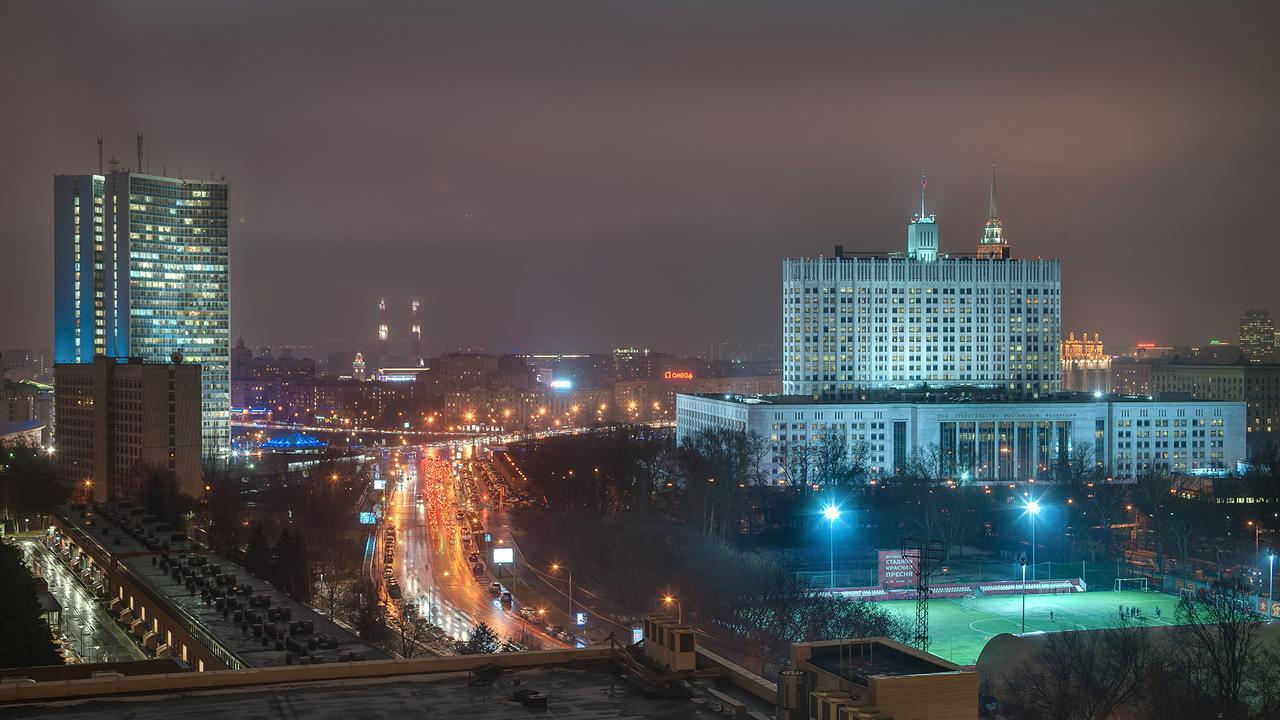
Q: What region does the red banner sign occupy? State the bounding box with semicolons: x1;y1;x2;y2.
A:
878;550;917;588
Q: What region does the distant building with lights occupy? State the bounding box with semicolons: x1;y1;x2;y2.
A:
53;170;230;457
1060;332;1110;394
1109;357;1153;396
784;172;1061;398
1240;307;1277;364
1146;362;1280;456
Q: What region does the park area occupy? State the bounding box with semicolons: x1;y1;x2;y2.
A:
876;589;1187;666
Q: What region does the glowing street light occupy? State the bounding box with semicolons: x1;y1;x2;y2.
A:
823;504;841;590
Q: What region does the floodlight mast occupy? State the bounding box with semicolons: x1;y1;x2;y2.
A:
902;538;946;651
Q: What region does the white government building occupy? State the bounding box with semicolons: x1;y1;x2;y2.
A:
675;392;1246;482
784;169;1060;398
679;171;1247;481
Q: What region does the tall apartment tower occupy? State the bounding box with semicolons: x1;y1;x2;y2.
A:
54;171;230;457
1239;308;1276;364
783;175;1061;398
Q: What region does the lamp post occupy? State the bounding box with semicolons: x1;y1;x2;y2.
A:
1269;550;1276;623
1026;500;1042;581
662;595;682;624
552;563;572;626
823;504;841;590
1249;521;1261;566
1020;556;1028;634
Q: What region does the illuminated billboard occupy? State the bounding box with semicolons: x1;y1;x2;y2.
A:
358;511;377;525
663;370;694;380
493;547;514;564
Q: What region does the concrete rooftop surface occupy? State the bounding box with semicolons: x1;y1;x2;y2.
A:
0;666;741;720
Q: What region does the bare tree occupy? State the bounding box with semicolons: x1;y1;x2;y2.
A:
1164;584;1269;719
391;600;432;658
783;442;813;491
1001;622;1156;720
813;430;855;491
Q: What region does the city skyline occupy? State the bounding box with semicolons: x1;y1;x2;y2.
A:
3;1;1279;356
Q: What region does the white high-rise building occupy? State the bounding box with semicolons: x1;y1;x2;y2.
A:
783;173;1061;398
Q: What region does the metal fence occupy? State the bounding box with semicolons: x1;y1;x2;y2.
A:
797;559;1133;592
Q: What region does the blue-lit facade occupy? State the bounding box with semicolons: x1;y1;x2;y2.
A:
54;172;230;457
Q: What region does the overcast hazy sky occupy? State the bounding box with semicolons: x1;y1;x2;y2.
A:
2;0;1277;356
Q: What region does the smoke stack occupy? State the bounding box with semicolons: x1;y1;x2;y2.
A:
411;299;422;364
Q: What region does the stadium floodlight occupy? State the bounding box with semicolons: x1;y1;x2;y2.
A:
822;503;842;590
1024;499;1043;580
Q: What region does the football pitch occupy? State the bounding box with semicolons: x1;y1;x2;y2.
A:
875;590;1185;666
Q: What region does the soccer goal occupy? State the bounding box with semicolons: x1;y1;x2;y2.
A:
1115;578;1149;593
962;594;977;609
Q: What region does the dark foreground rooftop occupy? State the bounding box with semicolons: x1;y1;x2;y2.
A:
0;666;737;720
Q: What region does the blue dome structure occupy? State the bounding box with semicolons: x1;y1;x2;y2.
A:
260;431;328;450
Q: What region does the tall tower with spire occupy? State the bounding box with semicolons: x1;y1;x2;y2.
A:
907;171;939;261
377;299;389;361
977;163;1010;259
410;299;422;366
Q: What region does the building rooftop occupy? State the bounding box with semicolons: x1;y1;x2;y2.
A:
804;639;961;683
54;505;385;669
680;389;1238;406
0;659;759;720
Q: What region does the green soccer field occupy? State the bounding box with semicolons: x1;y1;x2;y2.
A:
875;590;1185;666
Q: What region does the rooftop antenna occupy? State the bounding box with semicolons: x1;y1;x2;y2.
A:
988;162;998;219
97;128;103;174
920;170;928;218
137;132;143;173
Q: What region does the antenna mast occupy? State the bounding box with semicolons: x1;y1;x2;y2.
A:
97;129;103;174
137;132;143;173
920;171;927;218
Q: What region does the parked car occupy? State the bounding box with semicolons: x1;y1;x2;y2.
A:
489;582;502;595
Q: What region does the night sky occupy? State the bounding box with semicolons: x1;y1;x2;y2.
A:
2;1;1277;357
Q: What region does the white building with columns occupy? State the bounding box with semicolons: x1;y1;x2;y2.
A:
675;391;1246;483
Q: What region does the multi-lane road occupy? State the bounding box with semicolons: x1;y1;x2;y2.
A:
382;445;564;650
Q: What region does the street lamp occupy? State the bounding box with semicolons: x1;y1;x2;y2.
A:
552;563;573;627
1025;500;1042;581
822;504;841;590
662;595;682;624
1019;555;1028;634
1249;521;1261;566
1269;550;1276;623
